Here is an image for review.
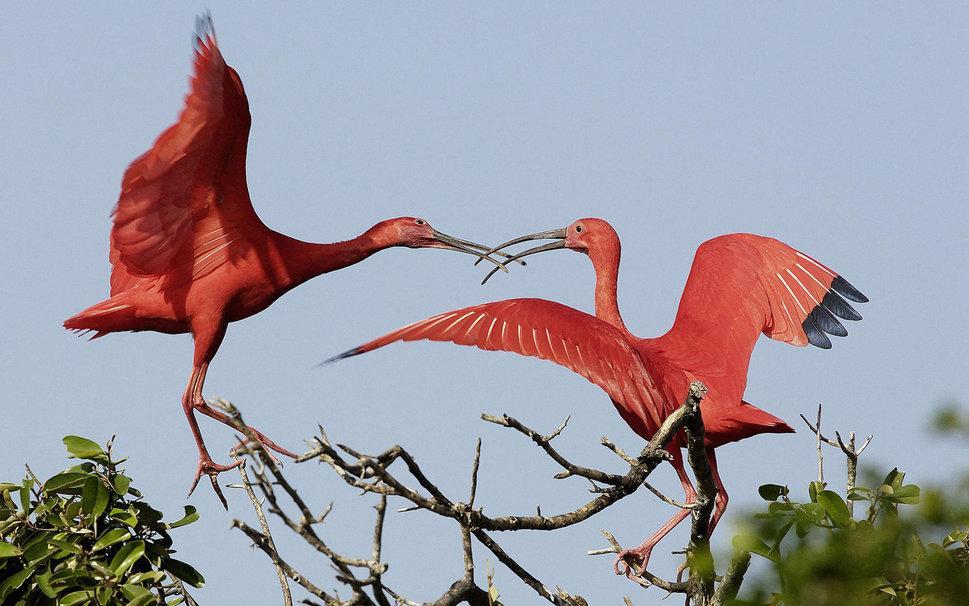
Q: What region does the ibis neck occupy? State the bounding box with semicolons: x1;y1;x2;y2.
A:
590;248;629;335
274;228;390;289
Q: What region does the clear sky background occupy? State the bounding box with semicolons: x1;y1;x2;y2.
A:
2;4;968;604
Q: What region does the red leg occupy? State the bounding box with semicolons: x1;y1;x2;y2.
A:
183;359;241;508
615;448;697;577
707;448;729;534
182;323;243;508
181;321;297;508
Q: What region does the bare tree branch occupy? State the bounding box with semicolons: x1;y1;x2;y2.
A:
711;551;751;604
234;520;336;604
234;458;293;606
800;404;875;515
218;380;751;605
481;413;623;485
681;381;718;601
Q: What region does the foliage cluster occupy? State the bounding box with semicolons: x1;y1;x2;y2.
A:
733;414;969;606
0;436;203;606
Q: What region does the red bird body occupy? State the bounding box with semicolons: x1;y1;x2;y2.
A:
331;218;868;575
65;16;507;505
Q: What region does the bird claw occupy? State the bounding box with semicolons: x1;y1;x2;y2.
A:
188;456;243;509
614;545;653;578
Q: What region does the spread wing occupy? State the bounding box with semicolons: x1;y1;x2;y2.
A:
330;299;671;437
654;233;868;402
109;16;262;293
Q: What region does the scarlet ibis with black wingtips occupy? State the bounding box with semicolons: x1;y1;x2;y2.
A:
327;217;868;576
63;15;511;507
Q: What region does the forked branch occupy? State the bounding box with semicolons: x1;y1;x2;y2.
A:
219;381;747;605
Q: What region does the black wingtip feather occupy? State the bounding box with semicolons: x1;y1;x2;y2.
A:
831;276;868;303
319;347;362;366
802;316;833;349
810;306;848;337
821;290;862;321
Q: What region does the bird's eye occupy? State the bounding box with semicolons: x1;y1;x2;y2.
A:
575;225;582;233
416;219;425;225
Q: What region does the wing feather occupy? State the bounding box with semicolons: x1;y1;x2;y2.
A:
655;233;867;402
108;21;262;293
330;299;668;437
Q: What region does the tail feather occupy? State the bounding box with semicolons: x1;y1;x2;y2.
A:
738;400;795;434
66;328;109;340
64;297;135;337
711;400;795;446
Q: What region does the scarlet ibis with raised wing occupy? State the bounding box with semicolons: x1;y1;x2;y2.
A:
64;15;510;507
328;218;868;575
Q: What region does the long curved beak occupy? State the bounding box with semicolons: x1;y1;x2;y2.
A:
478;227;568;285
442;234;528;266
426;229;510;273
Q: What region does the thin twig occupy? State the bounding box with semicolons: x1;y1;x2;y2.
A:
235;459;293;606
469;438;482;509
233;520;335;603
800;406;875;517
643;481;693;509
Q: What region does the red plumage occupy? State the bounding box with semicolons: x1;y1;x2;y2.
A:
331;218;868;575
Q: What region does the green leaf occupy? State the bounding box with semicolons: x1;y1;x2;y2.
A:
131;502;163;526
59;590;94;606
21;540;55;563
44;472;89;494
49;567;94;587
19;479;31;512
109;508;138;527
81;477;110;519
36;571;57;598
758;484;788;501
63;436;105;460
167;505;199;529
0;542;22;558
0;565;36;599
112;475;131;496
163;558;205;588
943;530;967;548
48;538;84;555
120;583;153;600
126;593;156;606
767;501;795;517
65;501;83;520
81;477;99;517
894;484;920;504
127;571;166;585
93;528;130;552
817;490;852;527
808;481;825;503
732;533;775;561
797;502;826;523
109;540;145;577
882;468;903;489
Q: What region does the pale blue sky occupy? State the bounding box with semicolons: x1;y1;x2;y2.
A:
2;4;968;604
